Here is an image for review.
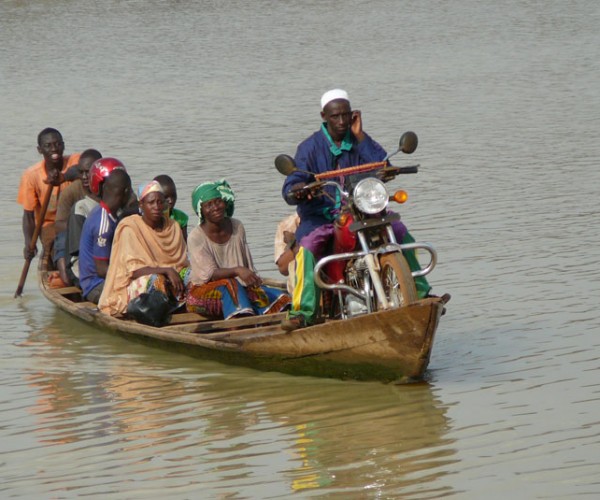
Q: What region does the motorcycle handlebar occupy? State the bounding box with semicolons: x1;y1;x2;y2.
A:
396;166;418;174
288;164;419;201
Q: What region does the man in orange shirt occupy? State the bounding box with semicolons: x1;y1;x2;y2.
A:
16;128;80;268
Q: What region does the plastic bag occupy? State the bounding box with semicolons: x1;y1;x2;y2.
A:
126;291;172;327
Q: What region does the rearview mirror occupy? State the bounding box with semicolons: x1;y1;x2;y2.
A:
399;131;418;154
274;154;297;176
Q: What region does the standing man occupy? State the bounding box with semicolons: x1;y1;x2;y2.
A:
16;128;80;268
281;89;427;330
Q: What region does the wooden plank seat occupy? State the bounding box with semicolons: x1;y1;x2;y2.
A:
169;312;208;325
167;312;287;334
193;312;287;333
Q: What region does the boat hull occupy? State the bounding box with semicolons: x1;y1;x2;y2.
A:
39;270;444;383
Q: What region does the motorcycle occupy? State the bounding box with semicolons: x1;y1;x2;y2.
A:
275;131;438;320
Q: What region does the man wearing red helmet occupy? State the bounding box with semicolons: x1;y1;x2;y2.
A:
78;159;132;303
16;128;81;267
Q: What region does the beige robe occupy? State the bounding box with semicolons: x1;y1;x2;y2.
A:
99;215;188;316
187;218;255;286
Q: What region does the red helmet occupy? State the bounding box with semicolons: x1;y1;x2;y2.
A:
89;157;126;195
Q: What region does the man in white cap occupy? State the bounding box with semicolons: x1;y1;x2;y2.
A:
282;89;389;243
280;89;405;330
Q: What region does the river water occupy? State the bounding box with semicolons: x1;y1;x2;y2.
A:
1;0;599;498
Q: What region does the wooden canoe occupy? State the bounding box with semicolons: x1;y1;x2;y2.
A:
38;268;446;383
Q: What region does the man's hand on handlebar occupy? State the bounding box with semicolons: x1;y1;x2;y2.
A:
377;167;398;183
287;182;313;201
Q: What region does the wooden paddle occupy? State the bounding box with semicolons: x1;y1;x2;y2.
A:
14;183;54;297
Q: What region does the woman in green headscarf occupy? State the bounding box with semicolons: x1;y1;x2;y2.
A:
186;180;290;319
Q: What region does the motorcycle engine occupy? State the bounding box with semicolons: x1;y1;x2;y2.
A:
344;258;371;318
345;294;368;317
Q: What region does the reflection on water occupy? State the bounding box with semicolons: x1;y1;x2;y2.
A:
6;309;456;498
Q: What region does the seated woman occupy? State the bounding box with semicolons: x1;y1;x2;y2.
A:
98;180;189;317
186;180;290;319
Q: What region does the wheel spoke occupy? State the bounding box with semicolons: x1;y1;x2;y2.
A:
379;253;418;308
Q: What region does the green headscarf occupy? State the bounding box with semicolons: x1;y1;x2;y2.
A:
191;179;235;224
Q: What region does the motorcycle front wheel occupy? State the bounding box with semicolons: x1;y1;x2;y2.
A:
379;253;418;308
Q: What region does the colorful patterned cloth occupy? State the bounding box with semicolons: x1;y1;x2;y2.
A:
138;180;164;200
186;278;290;319
128;268;189;305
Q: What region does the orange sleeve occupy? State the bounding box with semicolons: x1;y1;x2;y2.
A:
16;164;41;212
17;154;81;221
65;153;81;169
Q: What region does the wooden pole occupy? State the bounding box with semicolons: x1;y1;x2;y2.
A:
15;183;54;297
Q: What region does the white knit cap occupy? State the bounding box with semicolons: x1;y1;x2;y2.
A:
320;89;349;110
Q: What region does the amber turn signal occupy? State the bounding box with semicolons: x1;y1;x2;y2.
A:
391;190;408;204
338;212;351;226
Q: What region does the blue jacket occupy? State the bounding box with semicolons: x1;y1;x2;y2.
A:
282;127;387;241
79;203;118;298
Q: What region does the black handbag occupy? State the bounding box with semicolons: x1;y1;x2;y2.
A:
126;291;172;327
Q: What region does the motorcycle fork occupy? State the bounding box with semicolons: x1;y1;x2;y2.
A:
357;231;391;310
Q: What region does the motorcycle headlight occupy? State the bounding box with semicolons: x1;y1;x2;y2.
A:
353;178;389;214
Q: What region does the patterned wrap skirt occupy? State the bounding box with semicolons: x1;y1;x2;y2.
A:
185;277;290;320
127;268;188;306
